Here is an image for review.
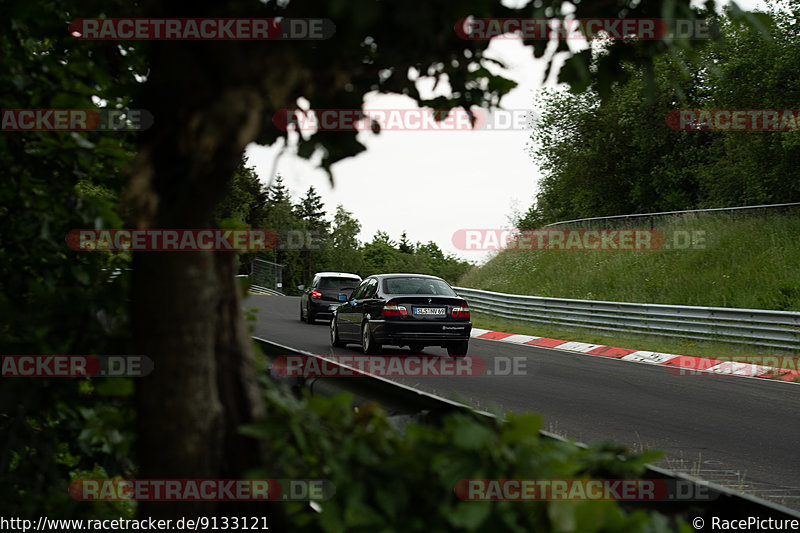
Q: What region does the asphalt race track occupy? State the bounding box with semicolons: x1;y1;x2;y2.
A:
248;294;800;509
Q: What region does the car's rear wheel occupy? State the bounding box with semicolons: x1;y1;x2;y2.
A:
361;321;381;355
300;304;305;322
408;344;425;354
447;341;468;357
305;307;315;324
331;317;345;347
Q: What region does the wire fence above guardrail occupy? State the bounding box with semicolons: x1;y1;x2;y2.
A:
544;202;800;230
453;287;800;352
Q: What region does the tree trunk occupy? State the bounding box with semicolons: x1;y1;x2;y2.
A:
125;52;285;522
133;249;224;518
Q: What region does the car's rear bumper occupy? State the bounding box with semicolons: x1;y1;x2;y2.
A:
308;300;345;318
370;319;472;346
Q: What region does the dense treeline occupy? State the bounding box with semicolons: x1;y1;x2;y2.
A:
216;161;473;293
518;5;800;227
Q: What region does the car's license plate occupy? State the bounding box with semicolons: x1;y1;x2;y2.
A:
338;294;347;301
414;307;445;315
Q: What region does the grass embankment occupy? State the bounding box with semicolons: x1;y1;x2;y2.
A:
459;212;800;357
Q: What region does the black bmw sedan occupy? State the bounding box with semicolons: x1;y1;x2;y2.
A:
330;273;472;356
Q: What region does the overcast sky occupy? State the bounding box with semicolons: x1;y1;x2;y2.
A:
245;0;766;265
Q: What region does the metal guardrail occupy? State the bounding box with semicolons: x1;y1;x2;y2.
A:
543;202;800;229
249;285;285;296
237;275;285;296
256;337;473;415
453;287;800;352
253;336;800;525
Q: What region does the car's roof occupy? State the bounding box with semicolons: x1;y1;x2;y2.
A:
314;272;362;278
368;273;446;281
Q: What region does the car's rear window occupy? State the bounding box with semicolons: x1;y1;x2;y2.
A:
382;277;457;296
318;277;360;290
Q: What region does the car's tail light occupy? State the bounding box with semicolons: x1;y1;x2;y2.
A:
311;290;322;299
382;301;407;316
452;304;470;318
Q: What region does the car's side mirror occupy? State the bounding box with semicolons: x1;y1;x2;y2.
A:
297;284;305;291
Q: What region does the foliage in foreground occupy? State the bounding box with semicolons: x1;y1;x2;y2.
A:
0;377;137;520
242;388;687;533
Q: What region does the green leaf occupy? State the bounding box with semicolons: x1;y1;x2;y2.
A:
446;501;491;531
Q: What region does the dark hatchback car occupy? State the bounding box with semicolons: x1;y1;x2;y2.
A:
330;273;472;356
299;272;362;323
